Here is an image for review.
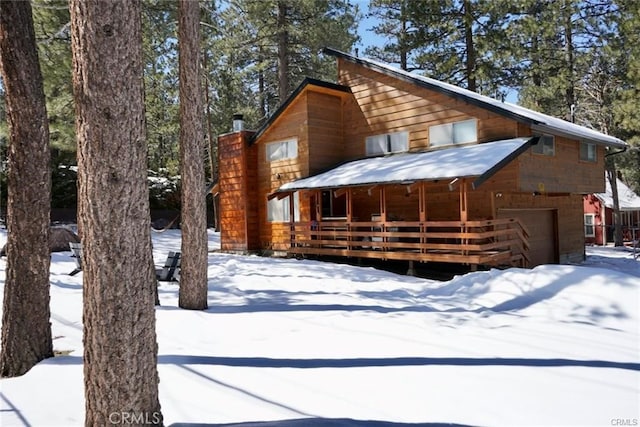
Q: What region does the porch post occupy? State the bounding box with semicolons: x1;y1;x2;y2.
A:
419;181;427;222
289;192;295;248
419;181;427;254
459;179;468;222
314;190;322;221
459;179;469;262
379;186;387;222
380;186;387;250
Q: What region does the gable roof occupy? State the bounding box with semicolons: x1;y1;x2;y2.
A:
324;48;627;150
595;177;640;211
276;137;535;193
249;77;351;144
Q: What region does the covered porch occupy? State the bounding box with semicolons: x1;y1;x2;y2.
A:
273;138;536;268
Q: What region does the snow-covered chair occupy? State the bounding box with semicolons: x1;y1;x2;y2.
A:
155;251;181;282
68;242;83;276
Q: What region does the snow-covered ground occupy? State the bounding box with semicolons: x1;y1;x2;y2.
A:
0;229;638;427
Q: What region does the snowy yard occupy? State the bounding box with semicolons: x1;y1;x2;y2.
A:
0;229;639;426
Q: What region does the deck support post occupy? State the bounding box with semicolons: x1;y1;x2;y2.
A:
346;188;353;250
407;260;415;276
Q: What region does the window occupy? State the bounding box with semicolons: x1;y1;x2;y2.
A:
580;142;597;162
321;190;347;218
267;192;300;223
365;131;408;156
584;214;595;237
429;119;477;148
266;139;297;162
531;135;555;156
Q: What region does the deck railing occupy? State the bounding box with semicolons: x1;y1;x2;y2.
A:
288;218;530;267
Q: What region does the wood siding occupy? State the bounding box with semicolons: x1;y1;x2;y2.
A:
337;60;521;159
517;137;605;194
255;86;349;251
218;131;258;251
307;91;345;174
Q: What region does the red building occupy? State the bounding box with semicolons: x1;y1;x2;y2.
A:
584;177;640;245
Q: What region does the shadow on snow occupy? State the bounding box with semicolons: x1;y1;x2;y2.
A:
46;354;640;372
168;419;472;427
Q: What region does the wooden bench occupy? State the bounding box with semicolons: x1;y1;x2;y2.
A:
68;243;181;281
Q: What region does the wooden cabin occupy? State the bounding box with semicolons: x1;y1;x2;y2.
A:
584;177;640;245
216;48;627;268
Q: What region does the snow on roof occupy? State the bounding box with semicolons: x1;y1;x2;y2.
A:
325;48;627;149
278;138;531;192
596;177;640;211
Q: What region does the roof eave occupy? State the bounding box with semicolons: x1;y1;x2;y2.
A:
531;124;628;149
472;137;538;189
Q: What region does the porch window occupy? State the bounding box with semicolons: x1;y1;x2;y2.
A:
267;192;300;223
584;213;595;237
580;142;597;162
365;131;408;156
267;139;298;162
321;190;347;217
531;135;555;156
429;119;477;148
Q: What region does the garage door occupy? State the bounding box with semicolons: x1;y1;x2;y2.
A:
498;209;557;267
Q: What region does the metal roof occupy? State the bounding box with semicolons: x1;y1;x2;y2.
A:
324;48;627;149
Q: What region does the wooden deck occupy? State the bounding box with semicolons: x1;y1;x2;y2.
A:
288;218;530;267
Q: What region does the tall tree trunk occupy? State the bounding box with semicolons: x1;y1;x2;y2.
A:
463;0;476;92
178;0;208;310
0;0;53;378
399;0;408;71
277;0;289;104
69;1;162;425
563;1;576;121
607;162;624;247
203;51;218;231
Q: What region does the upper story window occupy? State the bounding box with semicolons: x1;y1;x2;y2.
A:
531;135;555;156
429;119;477;148
580;142;597;162
365;131;408;156
266;139;298;162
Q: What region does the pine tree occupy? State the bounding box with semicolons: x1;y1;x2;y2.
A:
178;0;208;310
31;0;75;152
218;0;359;118
365;0;417;71
0;0;53;378
613;0;640;194
69;0;162;424
143;0;180;175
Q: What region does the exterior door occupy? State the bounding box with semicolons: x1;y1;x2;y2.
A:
498;209;558;267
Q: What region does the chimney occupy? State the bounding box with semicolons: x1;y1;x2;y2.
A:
232;114;245;132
